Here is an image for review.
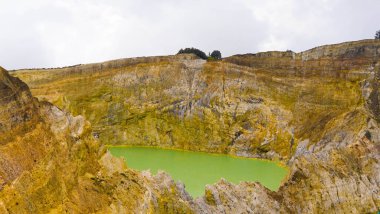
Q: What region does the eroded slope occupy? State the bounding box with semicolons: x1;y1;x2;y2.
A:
12;41;378;161
0;67;195;213
6;39;380;213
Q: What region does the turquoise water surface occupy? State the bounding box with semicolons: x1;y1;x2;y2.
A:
108;146;288;198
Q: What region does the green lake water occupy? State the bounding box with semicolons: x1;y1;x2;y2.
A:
108;146;288;198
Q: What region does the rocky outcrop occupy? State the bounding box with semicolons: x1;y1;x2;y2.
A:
194;179;283;213
4;39;380;213
225;39;380;77
194;109;379;213
13;54;198;77
0;67;39;140
13;41;374;160
0;67;195;213
0;66;43;188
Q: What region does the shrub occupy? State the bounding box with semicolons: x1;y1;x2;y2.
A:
177;48;208;60
375;30;380;39
210;50;222;60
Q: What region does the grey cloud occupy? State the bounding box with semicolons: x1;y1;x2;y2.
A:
0;0;378;69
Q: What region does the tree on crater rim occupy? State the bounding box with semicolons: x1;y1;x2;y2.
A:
177;48;208;60
210;50;222;60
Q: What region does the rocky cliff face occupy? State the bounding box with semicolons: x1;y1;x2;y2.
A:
0;66;196;213
195;108;379;213
13;40;379;161
4;39;380;213
225;39;379;77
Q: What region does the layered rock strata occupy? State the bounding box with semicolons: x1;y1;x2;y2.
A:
0;67;195;213
2;39;380;213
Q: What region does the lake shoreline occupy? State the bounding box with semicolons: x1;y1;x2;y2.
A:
107;145;289;198
106;144;289;169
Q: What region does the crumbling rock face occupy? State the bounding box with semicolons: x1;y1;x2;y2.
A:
11;40;380;163
225;39;380;77
0;66;46;189
194;179;283;213
0;67;38;138
2;40;380;213
194;109;380;213
202;57;380;213
363;62;380;123
14;54;198;77
277;114;380;213
0;68;195;213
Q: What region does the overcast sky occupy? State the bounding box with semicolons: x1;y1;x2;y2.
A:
0;0;379;69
